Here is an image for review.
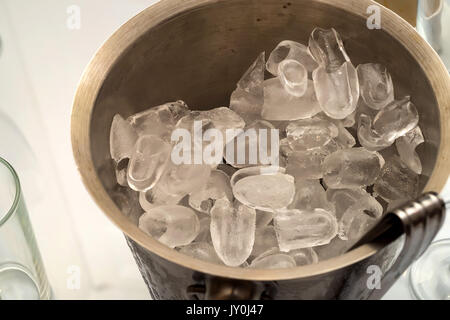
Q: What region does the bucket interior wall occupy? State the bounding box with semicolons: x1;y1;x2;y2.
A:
89;0;440;214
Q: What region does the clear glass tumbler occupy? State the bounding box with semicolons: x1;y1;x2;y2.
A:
0;157;51;300
417;0;450;70
409;238;450;300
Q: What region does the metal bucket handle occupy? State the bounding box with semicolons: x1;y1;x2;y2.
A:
187;192;446;300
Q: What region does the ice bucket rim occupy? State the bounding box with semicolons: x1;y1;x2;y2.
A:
71;0;450;281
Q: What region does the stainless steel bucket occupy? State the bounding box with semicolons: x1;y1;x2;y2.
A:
71;0;450;299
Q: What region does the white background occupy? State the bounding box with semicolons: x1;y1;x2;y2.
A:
0;0;448;299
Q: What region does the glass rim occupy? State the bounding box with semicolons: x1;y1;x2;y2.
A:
0;157;21;227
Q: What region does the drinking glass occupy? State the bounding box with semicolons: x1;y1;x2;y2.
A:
0;157;51;300
409;238;450;300
417;0;450;70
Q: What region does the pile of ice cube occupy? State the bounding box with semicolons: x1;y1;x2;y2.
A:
110;27;422;269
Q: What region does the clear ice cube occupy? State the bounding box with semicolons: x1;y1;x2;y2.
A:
224;120;279;168
308;27;350;72
278;59;308;97
230;52;265;123
157;163;212;198
176;107;245;145
266;40;318;76
313;61;359;119
237;51;266;97
395;126;424;174
261;78;322;121
138;205;200;248
357;113;392;151
110;114;138;163
189;170;233;214
286;149;329;180
286;117;339;150
372;97;419;142
289;179;333;212
231;166;295;212
326;188;382;240
357;63;394;110
127;135;171;192
210;198;256;266
323;147;384;189
274;208;338;251
373;156;419;202
128;101;189;141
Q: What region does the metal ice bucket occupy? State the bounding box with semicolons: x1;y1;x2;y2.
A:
71;0;450;299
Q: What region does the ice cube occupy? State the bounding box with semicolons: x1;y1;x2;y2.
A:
323;147;384;189
230;89;263;124
266;40;318;76
230;52;265;123
249;253;296;269
176;107;245;145
237;52;266;96
261;78;322;121
373;156;419;202
231;166;295;212
357;63;394;110
289;180;333;212
179;242;223;264
189;170;233;214
203;107;246;142
224;120;279;168
313;62;359;119
357;113;392;151
315;113;356;149
127;135;171;192
395;126;424;174
288;248;319;266
274;208;338;251
250;225;278;259
210;198;256;266
128;101;189;141
308;27;350;72
326;188;382;240
278;59;308;97
110;114;138;163
286;117;339;150
157;163;211;198
335;124;356;149
339;199;382;241
138;205;200;248
286;149;329;180
372;97;419;142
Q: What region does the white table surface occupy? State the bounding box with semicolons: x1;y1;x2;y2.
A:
0;0;448;300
